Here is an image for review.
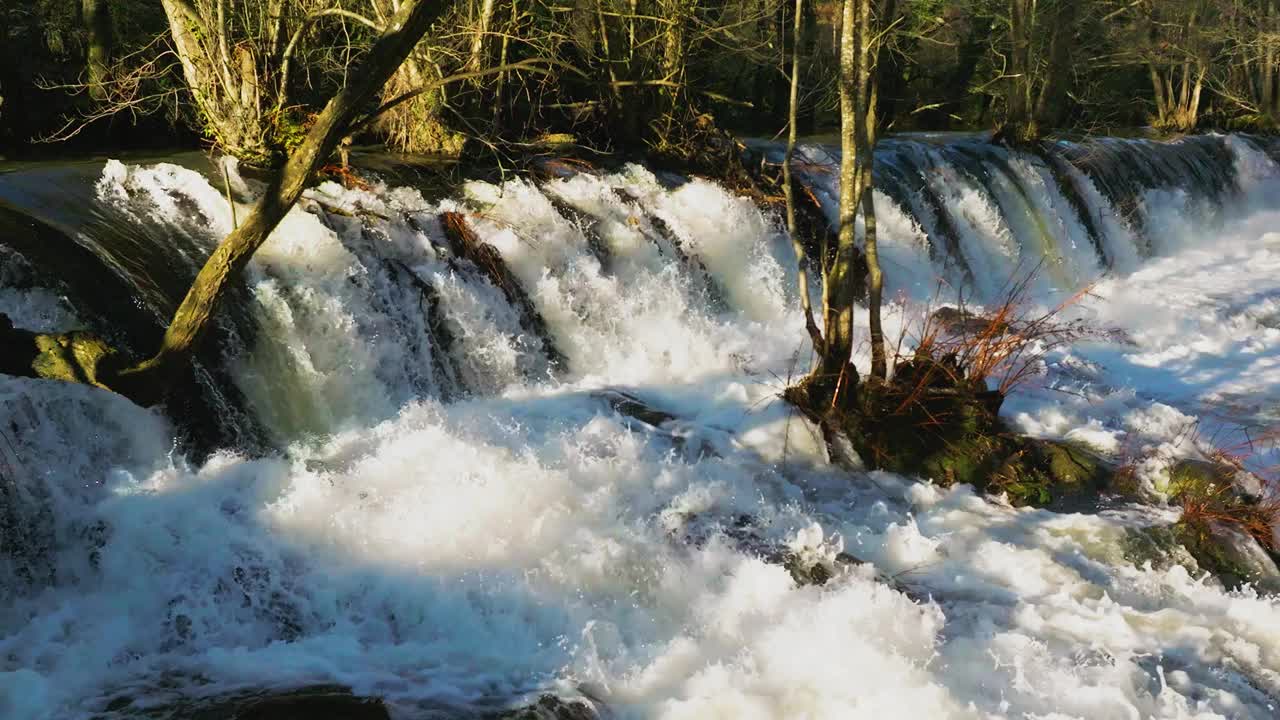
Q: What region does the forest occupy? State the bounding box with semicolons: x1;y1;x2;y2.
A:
3;0;1280;163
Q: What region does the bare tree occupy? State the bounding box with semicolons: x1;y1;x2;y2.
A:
807;0;889;396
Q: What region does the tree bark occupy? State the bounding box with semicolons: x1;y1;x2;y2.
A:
112;0;452;402
1149;63;1168;125
658;0;688;137
858;0;885;380
1005;0;1038;142
785;0;822;357
82;0;112;101
467;0;498;72
1265;0;1277;116
1034;0;1078;129
160;0;267;161
816;0;863;394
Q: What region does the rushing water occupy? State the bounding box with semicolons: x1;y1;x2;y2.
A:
2;134;1280;718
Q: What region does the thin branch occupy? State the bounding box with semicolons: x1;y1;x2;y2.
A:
277;7;385;110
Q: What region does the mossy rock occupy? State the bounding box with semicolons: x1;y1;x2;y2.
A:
844;387;1110;506
487;695;598;719
101;684;390;720
1122;525;1203;573
1178;520;1280;593
1123;522;1280;593
30;331;118;388
1;314;120;390
786;353;1114;508
993;439;1112;508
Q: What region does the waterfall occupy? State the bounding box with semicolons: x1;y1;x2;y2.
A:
3;134;1280;719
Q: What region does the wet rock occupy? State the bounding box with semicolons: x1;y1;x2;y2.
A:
100;684;390;719
1124;522;1280;594
596;389;677;428
1168;458;1267;504
1122;525;1204;573
716;515;868;588
594;389;720;459
438;211;567;374
0;313;40;378
486;694;599;719
1182;521;1280;594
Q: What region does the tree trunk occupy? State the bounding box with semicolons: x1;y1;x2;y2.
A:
111;0;453;402
160;0;269;162
82;0;112;101
1034;0;1078;129
1188;64;1207;130
658;0;688;140
1265;0;1277;116
785;0;822;357
1005;0;1037;141
467;0;498;72
817;0;862;393
1149;64;1168;125
858;0;885;381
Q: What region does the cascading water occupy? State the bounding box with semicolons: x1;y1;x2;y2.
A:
3;133;1280;719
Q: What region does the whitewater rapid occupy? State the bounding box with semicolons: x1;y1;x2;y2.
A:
2;135;1280;719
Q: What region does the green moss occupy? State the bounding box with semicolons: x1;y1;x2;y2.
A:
28;331;117;389
1175;521;1260;591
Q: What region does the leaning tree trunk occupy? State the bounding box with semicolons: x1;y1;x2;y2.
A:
108;0;452;403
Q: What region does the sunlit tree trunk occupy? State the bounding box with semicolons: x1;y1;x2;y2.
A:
857;0;885;380
815;0;866;394
784;0;822;357
467;0;498;72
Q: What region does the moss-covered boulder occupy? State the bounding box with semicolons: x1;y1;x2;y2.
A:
1179;520;1280;593
790;353;1114;507
1124;521;1280;594
1;313;120;389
